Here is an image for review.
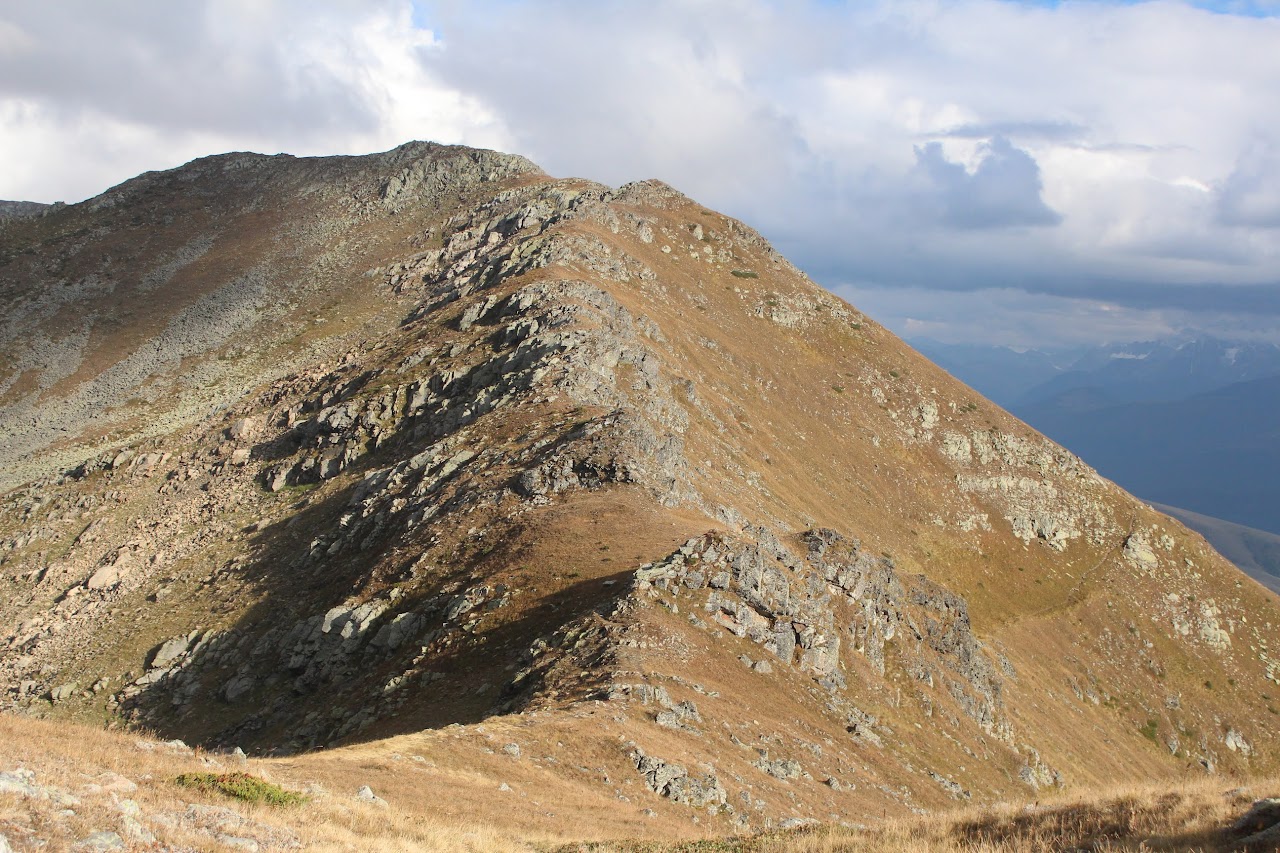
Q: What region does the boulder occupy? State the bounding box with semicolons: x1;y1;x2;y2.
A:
150;635;193;670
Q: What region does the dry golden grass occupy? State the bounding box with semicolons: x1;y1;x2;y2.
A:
569;775;1279;852
4;712;1276;852
0;714;555;851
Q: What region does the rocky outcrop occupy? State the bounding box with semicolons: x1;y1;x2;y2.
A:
630;746;727;809
0;200;52;220
631;528;1009;738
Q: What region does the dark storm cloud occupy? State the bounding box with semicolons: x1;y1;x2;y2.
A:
910;136;1062;229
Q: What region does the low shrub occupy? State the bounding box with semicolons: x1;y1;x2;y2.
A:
175;772;307;806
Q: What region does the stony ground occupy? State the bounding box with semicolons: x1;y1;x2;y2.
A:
1;143;1279;845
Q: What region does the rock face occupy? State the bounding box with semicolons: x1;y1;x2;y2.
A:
0;200;51;219
1;142;1278;828
632;747;727;809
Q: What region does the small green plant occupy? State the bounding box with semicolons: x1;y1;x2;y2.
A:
175;773;306;807
1139;719;1159;742
730;269;759;279
832;385;845;394
889;369;901;378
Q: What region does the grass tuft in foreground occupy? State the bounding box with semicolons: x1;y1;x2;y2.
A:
175;772;307;807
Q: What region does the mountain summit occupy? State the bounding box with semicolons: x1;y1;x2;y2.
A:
1;143;1277;836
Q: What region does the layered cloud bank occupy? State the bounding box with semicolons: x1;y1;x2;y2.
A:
3;0;1278;345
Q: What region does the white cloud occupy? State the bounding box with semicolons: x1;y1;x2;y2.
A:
3;0;1280;345
0;1;510;202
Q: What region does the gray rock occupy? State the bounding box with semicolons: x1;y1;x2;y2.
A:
929;771;970;800
654;699;701;730
1225;729;1253;755
49;682;79;702
72;832;125;851
120;812;155;844
1018;749;1063;789
356;785;387;806
501;743;521;758
227;417;258;441
0;769;78;807
223;674;256;702
150;635;194;669
85;555;133;590
371;612;423;650
632;747;726;808
0;770;36;797
754;753;802;780
1122;532;1159;568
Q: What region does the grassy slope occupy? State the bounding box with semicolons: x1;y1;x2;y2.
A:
2;715;1277;851
1;152;1279;842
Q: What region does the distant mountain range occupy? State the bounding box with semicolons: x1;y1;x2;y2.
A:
914;336;1280;410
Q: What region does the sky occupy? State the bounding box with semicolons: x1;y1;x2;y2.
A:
2;1;1279;348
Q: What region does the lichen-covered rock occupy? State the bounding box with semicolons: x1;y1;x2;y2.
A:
1123;532;1159;568
631;747;726;808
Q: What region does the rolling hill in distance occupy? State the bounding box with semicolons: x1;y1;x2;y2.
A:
1;143;1278;850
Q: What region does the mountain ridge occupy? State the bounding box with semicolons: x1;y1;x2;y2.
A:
1;143;1277;840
